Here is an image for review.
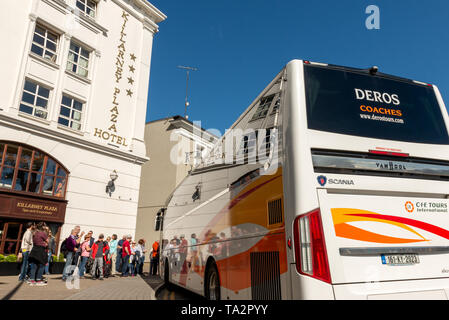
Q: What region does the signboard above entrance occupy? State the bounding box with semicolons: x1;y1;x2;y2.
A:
0;193;67;223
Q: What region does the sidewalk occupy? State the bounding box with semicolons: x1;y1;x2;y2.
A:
0;273;163;300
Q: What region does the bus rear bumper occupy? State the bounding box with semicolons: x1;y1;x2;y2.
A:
332;278;449;300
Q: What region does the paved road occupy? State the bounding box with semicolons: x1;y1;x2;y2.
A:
0;271;207;301
67;274;163;300
0;273;163;300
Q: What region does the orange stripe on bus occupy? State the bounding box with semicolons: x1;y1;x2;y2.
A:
334;223;427;244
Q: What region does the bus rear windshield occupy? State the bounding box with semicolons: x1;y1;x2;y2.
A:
304;64;449;145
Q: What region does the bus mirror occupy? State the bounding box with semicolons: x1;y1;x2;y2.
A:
154;215;161;231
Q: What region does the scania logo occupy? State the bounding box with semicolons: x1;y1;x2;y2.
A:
317;175;327;186
328;179;355;185
317;176;354;186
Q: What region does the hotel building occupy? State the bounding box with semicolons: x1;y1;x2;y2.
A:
0;0;165;255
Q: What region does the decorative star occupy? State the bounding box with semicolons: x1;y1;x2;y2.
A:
126;89;133;97
129;65;135;73
130;53;137;61
127;77;134;85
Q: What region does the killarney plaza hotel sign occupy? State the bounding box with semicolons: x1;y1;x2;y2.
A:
0;0;165;255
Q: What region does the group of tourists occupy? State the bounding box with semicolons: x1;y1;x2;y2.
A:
18;222;160;286
18;221;56;286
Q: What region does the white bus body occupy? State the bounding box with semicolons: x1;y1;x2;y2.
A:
158;60;449;300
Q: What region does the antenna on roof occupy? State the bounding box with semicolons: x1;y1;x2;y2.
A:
177;65;198;119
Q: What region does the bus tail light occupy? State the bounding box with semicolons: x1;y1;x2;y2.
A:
293;208;331;283
369;150;409;157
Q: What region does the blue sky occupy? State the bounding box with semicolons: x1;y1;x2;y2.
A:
146;0;449;135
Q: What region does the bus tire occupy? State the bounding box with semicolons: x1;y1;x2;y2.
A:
205;262;220;300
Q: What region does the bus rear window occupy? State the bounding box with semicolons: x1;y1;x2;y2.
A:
304;64;449;145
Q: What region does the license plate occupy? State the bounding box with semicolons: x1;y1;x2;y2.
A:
381;254;420;266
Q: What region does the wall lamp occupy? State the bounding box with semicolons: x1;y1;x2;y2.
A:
106;170;118;197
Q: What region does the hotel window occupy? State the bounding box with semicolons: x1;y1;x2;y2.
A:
31;24;58;62
0;143;68;198
19;80;50;119
0;221;61;256
67;42;90;78
76;0;97;18
250;95;274;121
58;95;84;131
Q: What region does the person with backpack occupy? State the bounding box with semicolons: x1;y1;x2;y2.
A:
62;227;84;281
90;234;109;280
28;222;48;286
116;235;126;275
44;229;56;275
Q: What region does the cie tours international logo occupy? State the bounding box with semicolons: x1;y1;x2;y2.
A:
405;201;414;213
404;201;448;213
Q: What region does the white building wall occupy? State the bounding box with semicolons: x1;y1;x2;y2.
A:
0;0;165;242
0;121;142;238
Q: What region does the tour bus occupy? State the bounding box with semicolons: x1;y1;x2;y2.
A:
155;59;449;300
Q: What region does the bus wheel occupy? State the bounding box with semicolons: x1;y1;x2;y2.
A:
164;259;170;285
205;263;220;300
